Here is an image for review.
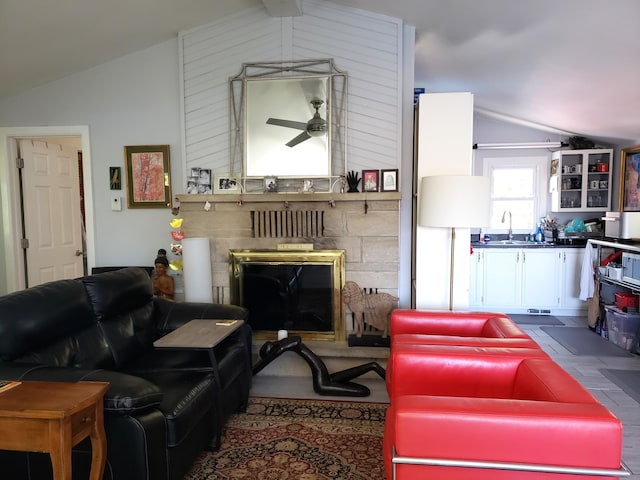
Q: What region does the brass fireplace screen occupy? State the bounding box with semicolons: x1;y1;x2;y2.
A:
229;249;346;341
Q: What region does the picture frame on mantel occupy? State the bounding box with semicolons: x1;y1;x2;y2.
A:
381;169;399;192
213;174;241;194
124;145;171;208
620;145;640;211
362;170;379;192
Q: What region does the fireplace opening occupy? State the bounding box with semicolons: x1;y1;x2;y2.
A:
229;250;346;341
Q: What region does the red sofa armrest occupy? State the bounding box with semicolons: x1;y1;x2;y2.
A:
391;309;505;336
385;395;623;480
480;316;531;338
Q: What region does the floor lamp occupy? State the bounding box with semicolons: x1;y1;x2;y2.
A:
418;175;490;310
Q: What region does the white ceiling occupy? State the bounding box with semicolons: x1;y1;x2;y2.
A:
1;0;638;145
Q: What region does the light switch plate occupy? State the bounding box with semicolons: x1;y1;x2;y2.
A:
111;196;122;211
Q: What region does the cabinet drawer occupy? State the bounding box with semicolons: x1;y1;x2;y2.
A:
71;404;95;438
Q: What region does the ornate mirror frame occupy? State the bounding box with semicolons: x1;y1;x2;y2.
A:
229;59;347;193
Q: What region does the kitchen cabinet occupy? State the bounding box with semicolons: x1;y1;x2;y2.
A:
483;249;521;308
550;149;612;212
560;248;584;309
469;247;586;314
470;249;521;308
521;249;561;308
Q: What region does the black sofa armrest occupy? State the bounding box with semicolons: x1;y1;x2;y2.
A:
153;297;249;333
0;363;162;415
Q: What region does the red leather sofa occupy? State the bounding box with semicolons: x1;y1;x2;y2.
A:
384;312;628;480
386;309;542;396
391;309;539;348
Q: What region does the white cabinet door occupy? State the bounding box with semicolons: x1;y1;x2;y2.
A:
469;249;484;307
560;248;586;308
521;249;561;309
483;249;521;308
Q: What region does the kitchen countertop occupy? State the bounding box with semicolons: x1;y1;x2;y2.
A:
472;240;588;249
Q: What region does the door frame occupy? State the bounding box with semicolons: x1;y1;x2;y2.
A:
0;126;95;292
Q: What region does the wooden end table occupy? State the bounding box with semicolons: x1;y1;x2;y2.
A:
153;319;245;353
0;380;109;480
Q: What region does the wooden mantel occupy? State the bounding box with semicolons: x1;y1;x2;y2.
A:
177;192;401;204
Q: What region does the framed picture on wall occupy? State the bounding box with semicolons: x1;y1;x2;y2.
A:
381;169;399;192
362;170;379;192
621;145;640;211
109;167;122;190
124;145;171;208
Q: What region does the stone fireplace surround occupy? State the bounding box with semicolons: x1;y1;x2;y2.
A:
177;192;401;341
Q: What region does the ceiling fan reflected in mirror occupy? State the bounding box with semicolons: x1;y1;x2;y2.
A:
266;99;327;147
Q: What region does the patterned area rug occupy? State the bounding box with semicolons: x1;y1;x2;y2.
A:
185;396;388;480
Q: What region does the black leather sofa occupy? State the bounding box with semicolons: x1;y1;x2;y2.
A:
0;267;252;480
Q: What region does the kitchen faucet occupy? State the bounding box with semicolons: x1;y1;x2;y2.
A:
501;210;513;240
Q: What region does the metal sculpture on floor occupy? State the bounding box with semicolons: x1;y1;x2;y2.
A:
252;335;386;397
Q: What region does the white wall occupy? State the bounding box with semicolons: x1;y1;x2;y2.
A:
180;0;406;177
415;93;474;309
473;111;617;226
0;3;416;302
0;40;184;271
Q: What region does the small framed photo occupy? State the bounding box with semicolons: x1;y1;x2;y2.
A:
109;167;122;190
214;174;241;194
381;169;399;192
197;168;212;194
362;170;379;192
265;176;278;193
186;177;199;194
124;145;171;208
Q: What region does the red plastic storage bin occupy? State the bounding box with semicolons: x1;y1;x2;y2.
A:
614;291;639;309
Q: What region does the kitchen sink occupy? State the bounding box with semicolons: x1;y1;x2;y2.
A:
489;240;534;246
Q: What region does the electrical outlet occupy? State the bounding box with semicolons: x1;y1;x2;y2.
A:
111;196;122;211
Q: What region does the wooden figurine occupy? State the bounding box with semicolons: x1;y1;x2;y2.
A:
341;281;398;337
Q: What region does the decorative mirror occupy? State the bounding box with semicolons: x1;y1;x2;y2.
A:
230;60;347;193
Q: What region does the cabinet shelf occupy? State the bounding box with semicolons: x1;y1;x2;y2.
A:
599;274;640;294
551;149;612;212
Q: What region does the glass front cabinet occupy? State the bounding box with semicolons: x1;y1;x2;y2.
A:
550;148;613;212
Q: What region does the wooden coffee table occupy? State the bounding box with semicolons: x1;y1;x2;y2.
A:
0;380;109;480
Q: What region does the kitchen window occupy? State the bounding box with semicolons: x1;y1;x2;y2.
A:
482;156;548;233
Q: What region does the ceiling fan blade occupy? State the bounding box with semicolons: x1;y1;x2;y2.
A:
286;131;311;147
266;118;307;130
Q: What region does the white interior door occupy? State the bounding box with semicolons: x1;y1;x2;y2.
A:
19;139;84;286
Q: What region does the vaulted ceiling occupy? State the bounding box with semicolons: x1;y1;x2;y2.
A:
1;0;638;145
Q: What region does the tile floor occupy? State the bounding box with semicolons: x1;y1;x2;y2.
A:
249;316;640;479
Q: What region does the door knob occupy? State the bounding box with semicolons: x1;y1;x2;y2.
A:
75;250;83;256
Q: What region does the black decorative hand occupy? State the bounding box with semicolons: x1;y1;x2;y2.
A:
346;170;361;193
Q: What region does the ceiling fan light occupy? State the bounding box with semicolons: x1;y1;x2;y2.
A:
307;125;326;137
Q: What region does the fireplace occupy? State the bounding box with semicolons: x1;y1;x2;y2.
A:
229;249;346;341
176;192;401;343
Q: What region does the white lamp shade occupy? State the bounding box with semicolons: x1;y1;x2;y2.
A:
419;175;490;228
